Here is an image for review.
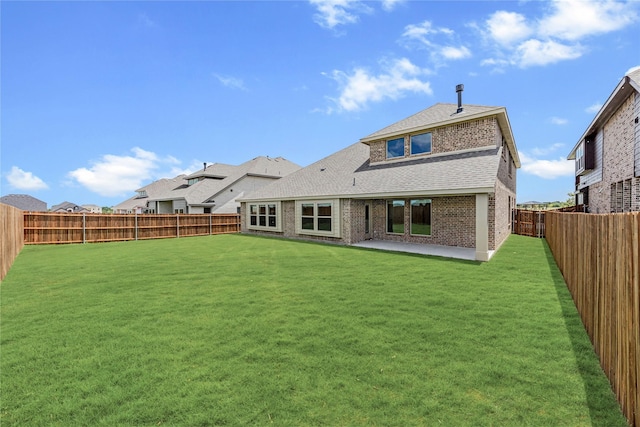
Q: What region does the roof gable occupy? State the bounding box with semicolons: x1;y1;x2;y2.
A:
568;66;640;159
360;103;504;142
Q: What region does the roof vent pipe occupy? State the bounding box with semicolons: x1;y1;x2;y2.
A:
456;84;464;113
203;162;207;170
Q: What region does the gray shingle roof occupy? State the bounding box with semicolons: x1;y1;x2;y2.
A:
0;194;47;211
113;175;187;211
361;103;504;142
240;142;500;201
149;156;301;205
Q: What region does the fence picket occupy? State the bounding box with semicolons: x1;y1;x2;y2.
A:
546;211;639;427
22;212;241;244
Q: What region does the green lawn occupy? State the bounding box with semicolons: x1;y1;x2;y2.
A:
1;234;626;426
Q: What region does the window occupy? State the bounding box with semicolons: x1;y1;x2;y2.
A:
386;137;404;159
136;190;147;198
410;133;432;156
188;178;199;186
410;199;431;236
302;202;331;231
248;202;281;231
295;200;341;237
387;200;405;234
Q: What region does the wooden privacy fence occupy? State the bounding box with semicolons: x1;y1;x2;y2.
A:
24;212;241;244
513;209;546;237
1;204;24;281
546;211;639;427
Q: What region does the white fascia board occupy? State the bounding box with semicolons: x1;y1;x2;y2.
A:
241;187;495;203
568;75;630;159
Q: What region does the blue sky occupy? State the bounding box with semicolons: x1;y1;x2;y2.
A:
2;0;639;208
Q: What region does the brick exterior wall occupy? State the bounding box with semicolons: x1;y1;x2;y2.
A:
585;94;640;213
369;118;499;163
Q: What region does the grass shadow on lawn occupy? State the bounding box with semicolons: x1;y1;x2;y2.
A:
540;239;626;427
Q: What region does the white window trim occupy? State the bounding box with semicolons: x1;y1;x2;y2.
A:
295;199;341;238
386;137;405;159
409;132;432;157
247;201;282;232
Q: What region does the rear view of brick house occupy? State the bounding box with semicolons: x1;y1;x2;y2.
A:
239;86;520;261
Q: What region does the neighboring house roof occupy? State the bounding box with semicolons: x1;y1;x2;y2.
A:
149;156;301;205
50;201;89;212
360;102;520;168
0;194;47;211
113;175;187;211
568;66;640;159
240;142;502;202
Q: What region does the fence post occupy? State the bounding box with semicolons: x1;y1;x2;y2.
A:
135;212;138;241
176;214;180;238
82;212;86;244
209;214;212;235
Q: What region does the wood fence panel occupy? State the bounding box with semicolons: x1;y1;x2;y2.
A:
23;213;241;244
1;203;24;281
546;211;639;427
513;209;545;238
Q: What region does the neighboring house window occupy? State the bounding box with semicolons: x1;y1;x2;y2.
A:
248;202;282;231
387;200;405;234
174;209;184;214
386;137;404;159
410;133;432;156
188;178;199;186
137;190;147;198
410;199;431;236
295;200;341;237
576;142;585;173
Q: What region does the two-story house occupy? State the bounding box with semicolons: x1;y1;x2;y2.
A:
568;67;640;213
239;88;520;261
144;156;301;214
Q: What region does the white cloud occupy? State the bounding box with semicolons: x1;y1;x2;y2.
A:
513;39;583;67
519;151;574;179
309;0;371;30
586;102;603;114
325;58;432;112
213;74;247;91
401;21;470;64
550;117;568;125
381;0;403;12
68;147;169;197
485;11;533;47
539;0;637;41
6;166;48;191
531;142;565;156
480;0;637;70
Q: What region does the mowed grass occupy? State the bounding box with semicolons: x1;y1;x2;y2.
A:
1;234;626;426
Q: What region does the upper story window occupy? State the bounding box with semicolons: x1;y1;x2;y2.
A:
575;133;596;176
187;178;199;186
386;137;405;159
410;133;432;156
136;190;147;198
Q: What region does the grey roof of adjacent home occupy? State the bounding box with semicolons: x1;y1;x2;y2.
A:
149;156;301;205
239;142;502;202
568;66;640;158
50;201;88;212
113;175;187;211
0;194;47;211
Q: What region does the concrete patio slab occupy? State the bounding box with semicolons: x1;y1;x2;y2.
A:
352;240;494;261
